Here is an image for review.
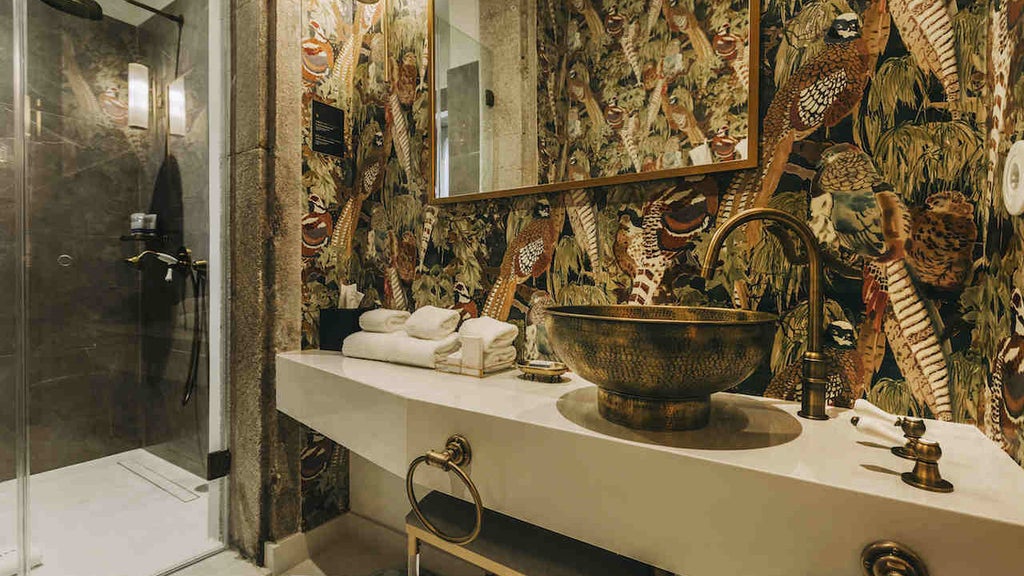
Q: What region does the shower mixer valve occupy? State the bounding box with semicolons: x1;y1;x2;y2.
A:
124;247;207;281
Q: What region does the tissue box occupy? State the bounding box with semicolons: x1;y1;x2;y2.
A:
318;308;371;351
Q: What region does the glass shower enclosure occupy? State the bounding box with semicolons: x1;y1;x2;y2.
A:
2;1;229;574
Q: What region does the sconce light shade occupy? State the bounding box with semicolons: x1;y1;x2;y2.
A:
128;63;149;129
169;76;187;136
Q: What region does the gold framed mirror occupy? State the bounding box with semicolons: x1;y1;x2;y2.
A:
428;0;759;204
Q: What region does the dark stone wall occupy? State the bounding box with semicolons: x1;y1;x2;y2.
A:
16;4;146;478
0;0;215;482
137;0;212;479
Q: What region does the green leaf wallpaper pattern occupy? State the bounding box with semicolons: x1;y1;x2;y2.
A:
300;0;1024;481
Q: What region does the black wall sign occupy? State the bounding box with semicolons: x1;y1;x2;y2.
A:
311;100;345;158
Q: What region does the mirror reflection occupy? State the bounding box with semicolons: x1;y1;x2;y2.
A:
432;0;757;200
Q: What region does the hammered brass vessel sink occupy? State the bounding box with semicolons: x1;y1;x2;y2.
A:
545;306;778;431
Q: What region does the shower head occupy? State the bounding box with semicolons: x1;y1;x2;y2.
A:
38;0;104;20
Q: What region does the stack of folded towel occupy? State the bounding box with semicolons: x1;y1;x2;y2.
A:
342;306;462;369
439;316;519;376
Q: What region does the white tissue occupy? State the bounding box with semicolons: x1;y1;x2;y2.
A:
338;283;365;308
851;416;902;443
852;399;896;423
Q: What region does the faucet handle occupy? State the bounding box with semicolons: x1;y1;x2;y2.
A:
892;417;926;460
901;439;953;493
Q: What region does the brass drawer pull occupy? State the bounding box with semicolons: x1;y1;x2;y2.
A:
862;541;929;576
406;435;483;545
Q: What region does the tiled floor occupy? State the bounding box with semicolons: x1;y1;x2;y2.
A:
173;552;267;576
0;449;221;576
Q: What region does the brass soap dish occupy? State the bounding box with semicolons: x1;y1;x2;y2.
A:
517;361;569;383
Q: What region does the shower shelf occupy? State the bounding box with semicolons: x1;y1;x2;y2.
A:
120;233;169;242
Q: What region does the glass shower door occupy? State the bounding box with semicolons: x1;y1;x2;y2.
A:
3;0;230;574
2;1;30;575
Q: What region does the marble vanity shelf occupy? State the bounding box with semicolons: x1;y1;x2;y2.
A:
276;351;1024;576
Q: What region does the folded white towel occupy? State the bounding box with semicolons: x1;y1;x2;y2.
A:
440;350;516;375
391;332;461;368
343;331;460;369
446;345;517;368
359;309;411;333
405;305;461;340
459;316;518;350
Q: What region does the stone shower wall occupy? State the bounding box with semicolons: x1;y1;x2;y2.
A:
0;0;214;481
138;0;213;479
0;3;148;479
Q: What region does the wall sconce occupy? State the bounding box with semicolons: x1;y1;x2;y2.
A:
128;63;150;129
168;76;186;136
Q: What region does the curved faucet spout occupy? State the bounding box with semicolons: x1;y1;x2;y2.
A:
125;250;181;268
700;208;829;421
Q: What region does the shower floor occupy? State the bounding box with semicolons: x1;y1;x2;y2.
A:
0;449;221;576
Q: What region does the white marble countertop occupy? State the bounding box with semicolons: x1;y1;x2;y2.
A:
277;350;1024;575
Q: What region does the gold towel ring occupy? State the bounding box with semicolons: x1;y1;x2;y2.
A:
406;435;483;545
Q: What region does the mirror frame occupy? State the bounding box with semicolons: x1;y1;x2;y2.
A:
427;0;760;205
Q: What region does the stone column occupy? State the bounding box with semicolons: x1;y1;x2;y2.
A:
228;0;304;561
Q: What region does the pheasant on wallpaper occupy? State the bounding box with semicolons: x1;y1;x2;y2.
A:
302;19;335;86
723;13;873;222
569;0;604;38
618;180;719;305
810;143;953;421
712;23;748;90
985;288;1024;461
380;230;416;311
888;0;961;117
302;193;334;259
482;197;566;321
906;191;977;292
331;129;388;265
605;9;643;85
765;320;866;408
564;188;602;277
568;64;605;132
451;281;479;324
661;0;715;64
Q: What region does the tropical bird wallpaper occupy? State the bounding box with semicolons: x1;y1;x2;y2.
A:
300;0;1024;468
535;0;753;183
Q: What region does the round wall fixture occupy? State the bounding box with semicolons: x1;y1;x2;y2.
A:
1003;140;1024;216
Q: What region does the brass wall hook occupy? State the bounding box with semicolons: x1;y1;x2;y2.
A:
901;439;954;493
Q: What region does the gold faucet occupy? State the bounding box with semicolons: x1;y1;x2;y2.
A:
700;208;829;421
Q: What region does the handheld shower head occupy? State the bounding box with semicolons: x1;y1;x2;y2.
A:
38;0;104;20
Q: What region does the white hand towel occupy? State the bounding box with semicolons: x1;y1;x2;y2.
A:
342;331;403;362
442;348;516;374
390;332;461;368
459;316;518;350
405;305;461;340
343;331;460;369
359;309;411;333
444;346;516;368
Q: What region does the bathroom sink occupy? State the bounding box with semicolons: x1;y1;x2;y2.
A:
544;305;777;431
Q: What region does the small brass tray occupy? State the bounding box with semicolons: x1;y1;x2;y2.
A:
517;362;569;383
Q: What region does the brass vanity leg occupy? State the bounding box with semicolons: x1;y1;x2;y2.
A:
407;534;421;576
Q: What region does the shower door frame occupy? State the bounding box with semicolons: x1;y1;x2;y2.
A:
12;1;30;576
8;0;233;573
